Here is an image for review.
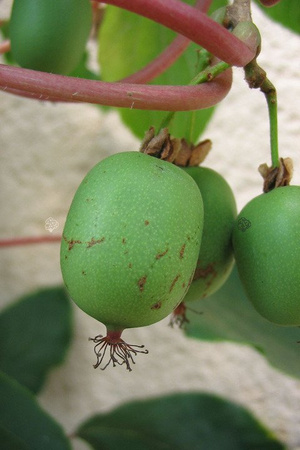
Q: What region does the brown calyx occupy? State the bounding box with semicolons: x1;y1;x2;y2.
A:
140;127;212;167
258;157;293;193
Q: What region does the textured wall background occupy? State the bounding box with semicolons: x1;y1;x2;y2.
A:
1;1;300;449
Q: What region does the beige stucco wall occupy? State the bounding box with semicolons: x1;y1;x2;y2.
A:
1;1;300;449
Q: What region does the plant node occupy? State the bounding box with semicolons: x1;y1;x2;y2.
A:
89;332;149;371
224;0;252;29
140;127;212;167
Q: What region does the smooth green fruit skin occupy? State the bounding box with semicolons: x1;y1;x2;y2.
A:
232;186;300;326
10;0;92;75
182;167;237;301
60;152;204;331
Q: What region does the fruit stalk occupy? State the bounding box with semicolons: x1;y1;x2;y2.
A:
263;80;279;169
158;57;230;133
245;60;279;168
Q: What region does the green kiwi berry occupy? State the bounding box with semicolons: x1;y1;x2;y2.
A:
10;0;92;75
60;151;204;369
232;186;300;326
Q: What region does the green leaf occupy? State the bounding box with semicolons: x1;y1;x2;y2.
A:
0;371;71;450
69;51;100;80
0;425;30;450
76;392;285;450
254;0;300;35
98;1;227;142
184;266;300;379
0;286;73;394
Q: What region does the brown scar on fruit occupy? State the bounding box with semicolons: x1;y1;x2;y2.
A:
193;262;217;294
63;235;82;251
179;243;186;259
156;249;169;259
87;237;105;248
193;262;217;281
151;301;162;310
122;238;127;244
138;275;147;292
144;220;150;226
82;270;87;275
169;274;180;292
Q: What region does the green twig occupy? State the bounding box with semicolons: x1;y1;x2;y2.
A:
190;60;231;85
158;58;231;134
244;60;279;168
262;81;279;168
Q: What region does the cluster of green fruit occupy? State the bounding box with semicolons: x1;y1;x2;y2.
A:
60;151;300;370
10;0;298;370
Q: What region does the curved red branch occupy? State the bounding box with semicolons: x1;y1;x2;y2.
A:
0;39;11;54
259;0;281;6
122;0;211;84
0;63;232;111
0;235;61;247
99;0;255;66
121;34;191;84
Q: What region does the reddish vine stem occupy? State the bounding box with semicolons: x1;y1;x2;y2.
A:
99;0;256;66
0;236;61;247
259;0;281;6
120;34;192;84
0;63;232;111
122;0;211;84
0;40;10;54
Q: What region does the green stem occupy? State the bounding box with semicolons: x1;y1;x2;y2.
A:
158;111;176;131
244;60;279;169
262;80;279;168
190;60;231;85
158;59;231;134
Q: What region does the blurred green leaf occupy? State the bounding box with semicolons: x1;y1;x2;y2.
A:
76;392;285;450
0;371;71;450
184;266;300;379
254;0;300;35
0;287;72;394
69;51;100;80
0;425;30;450
98;0;230;142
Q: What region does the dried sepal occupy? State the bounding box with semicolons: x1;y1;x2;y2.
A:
187;139;212;167
140;127;178;162
140;127;212;167
258;157;293;193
